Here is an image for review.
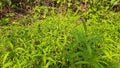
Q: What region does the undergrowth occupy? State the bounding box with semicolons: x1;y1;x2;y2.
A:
0;1;120;68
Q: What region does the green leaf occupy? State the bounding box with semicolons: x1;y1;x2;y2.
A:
75;61;89;65
7;41;13;50
2;52;10;64
2;61;12;68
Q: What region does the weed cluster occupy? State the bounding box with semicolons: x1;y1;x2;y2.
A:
0;0;120;68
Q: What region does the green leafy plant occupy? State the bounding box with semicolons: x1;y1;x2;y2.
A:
0;0;120;68
0;18;10;26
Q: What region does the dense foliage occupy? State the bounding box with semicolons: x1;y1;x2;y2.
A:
0;0;120;68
